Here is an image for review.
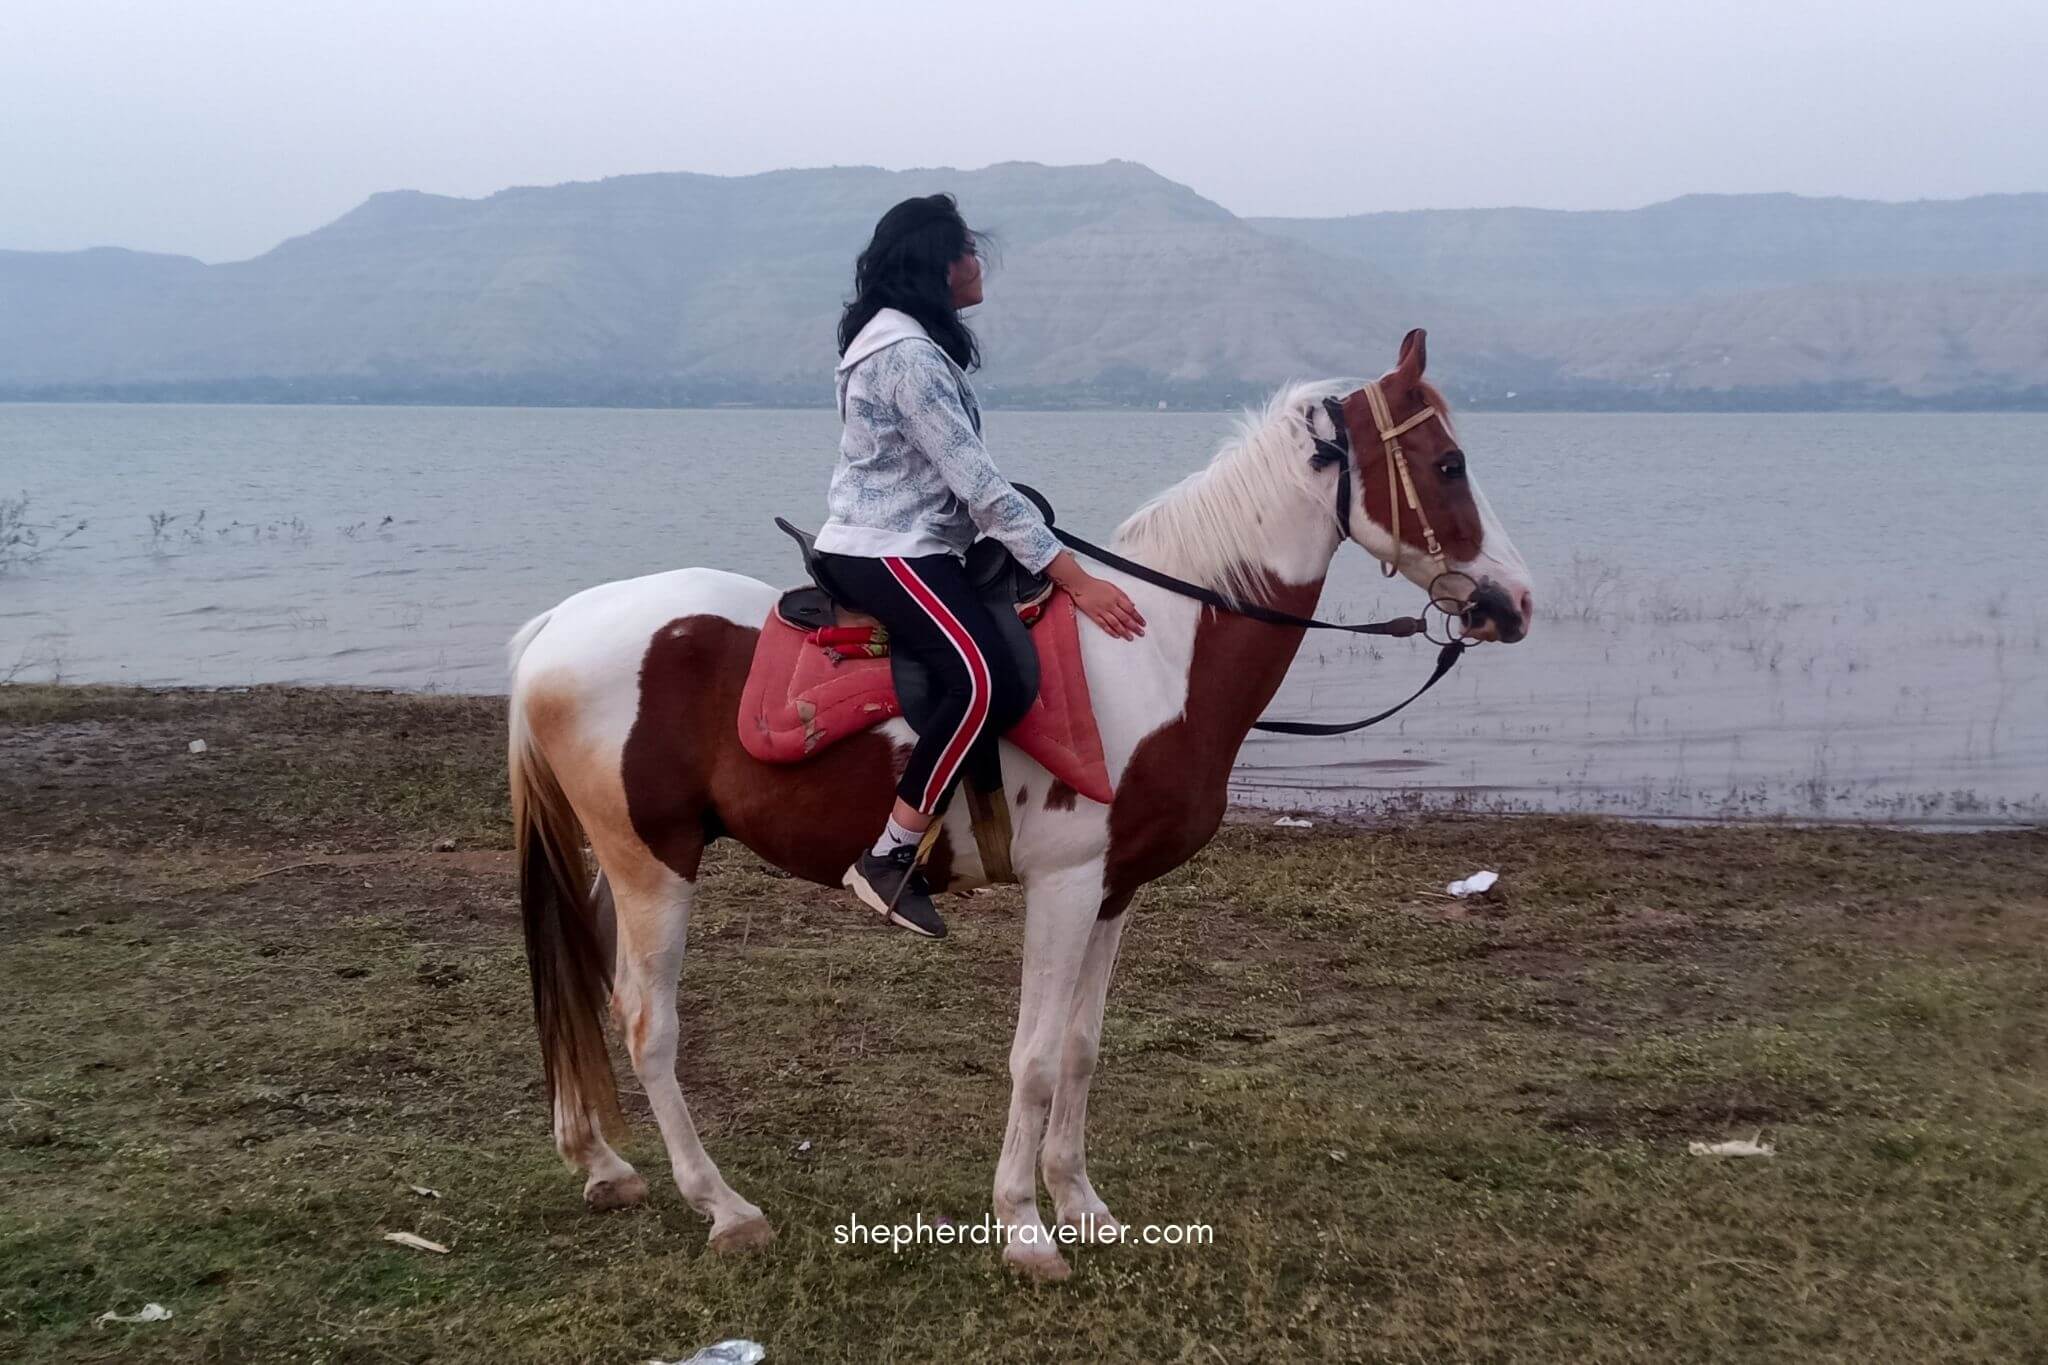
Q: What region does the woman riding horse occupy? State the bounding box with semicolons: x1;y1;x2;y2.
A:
505;255;1534;1278
815;194;1145;937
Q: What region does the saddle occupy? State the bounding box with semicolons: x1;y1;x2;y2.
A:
739;488;1111;882
769;514;1056;728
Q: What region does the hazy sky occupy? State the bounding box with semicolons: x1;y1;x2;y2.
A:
5;0;2043;262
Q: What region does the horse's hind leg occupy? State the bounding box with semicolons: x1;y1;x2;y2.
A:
557;868;647;1208
604;848;772;1251
560;1098;645;1211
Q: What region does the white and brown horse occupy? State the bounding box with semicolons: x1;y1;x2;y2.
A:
506;329;1533;1279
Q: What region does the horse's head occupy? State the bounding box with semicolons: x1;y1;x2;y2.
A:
1324;329;1535;643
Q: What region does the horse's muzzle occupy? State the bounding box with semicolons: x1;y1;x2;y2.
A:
1461;579;1528;644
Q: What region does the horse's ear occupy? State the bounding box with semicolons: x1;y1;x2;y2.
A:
1395;328;1428;380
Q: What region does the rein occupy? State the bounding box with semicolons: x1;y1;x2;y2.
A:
1049;381;1471;737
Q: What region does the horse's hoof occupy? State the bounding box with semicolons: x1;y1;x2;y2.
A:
1002;1243;1072;1282
708;1214;776;1254
1057;1209;1123;1243
583;1173;648;1212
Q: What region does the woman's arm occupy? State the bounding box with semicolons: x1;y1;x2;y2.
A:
892;348;1061;572
894;347;1145;639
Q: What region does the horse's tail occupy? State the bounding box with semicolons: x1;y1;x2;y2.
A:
508;650;623;1149
506;607;553;674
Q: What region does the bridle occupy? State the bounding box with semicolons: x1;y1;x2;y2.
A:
1307;381;1447;578
1043;379;1480;737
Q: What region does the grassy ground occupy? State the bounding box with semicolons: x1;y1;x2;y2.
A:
2;684;2044;1363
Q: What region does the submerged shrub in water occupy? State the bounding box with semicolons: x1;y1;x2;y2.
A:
1;495;86;573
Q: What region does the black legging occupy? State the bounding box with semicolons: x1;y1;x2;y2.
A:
815;551;1036;814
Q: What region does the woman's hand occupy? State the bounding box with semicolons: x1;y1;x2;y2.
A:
1046;551;1146;639
1047;563;1144;642
1070;575;1146;639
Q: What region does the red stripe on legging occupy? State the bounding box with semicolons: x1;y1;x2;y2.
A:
883;556;992;813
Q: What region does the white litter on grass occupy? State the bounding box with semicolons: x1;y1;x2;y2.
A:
382;1231;450;1254
187;739;208;755
1446;870;1499;897
95;1303;173;1327
408;1184;441;1199
1273;816;1314;828
1689;1133;1775;1158
649;1342;766;1365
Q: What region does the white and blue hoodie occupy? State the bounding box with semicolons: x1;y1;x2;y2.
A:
814;308;1062;574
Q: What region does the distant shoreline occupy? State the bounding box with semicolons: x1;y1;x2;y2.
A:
8;684;2037;833
8;392;2048;415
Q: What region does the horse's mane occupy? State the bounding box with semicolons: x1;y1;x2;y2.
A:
1111;379;1351;603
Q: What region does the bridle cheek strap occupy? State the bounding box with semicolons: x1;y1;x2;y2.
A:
1358;381;1445;578
1308;395;1357;541
1308;385;1445;577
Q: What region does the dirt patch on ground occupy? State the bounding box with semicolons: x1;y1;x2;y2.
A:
1535;1083;1836;1143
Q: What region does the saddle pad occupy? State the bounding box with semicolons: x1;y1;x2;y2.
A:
738;589;1112;805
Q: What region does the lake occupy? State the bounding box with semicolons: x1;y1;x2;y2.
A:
3;403;2043;824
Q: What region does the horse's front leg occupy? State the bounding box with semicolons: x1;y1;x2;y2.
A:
1042;893;1131;1239
994;859;1104;1281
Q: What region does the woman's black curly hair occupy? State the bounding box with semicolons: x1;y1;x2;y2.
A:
837;193;985;371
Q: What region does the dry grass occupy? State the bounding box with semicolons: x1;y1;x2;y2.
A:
3;685;2045;1363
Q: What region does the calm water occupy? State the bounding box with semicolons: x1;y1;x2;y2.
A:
3;404;2044;824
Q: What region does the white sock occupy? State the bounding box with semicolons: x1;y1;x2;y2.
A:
873;815;924;858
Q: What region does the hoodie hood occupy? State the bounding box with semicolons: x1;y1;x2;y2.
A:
836;307;939;374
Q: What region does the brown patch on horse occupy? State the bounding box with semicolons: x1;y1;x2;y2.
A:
620;615;905;889
1104;575;1326;904
1044;780;1078;812
1340;333;1485;564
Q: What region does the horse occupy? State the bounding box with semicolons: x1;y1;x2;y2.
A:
505;328;1534;1281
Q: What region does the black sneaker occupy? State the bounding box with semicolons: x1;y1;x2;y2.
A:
844;845;947;938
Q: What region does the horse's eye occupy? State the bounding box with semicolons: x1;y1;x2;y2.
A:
1437;455;1466;481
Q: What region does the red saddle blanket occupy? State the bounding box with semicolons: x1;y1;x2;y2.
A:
738;589;1112;806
